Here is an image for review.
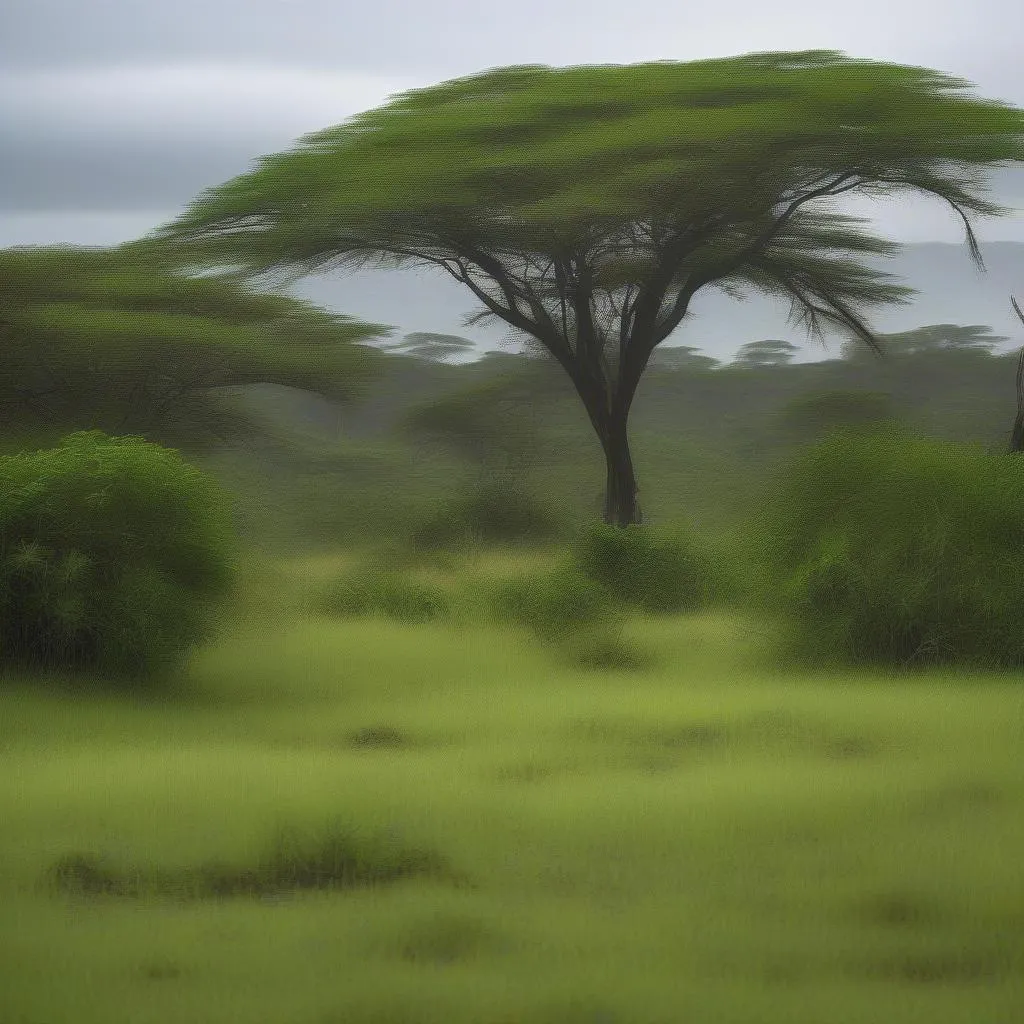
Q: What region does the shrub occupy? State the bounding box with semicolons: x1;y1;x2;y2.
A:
490;562;623;644
453;478;564;543
753;423;1024;672
408;506;476;554
570;521;722;614
774;389;898;444
0;429;239;683
314;567;449;624
408;478;564;552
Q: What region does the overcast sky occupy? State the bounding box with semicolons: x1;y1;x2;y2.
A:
3;0;1023;361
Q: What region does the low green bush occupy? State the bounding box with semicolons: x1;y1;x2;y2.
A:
753;423;1024;672
408;478;565;552
0;429;239;684
569;521;725;614
408;507;476;554
489;562;623;644
314;567;450;624
454;478;565;543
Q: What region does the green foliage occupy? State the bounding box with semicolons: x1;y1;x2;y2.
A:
490;562;622;639
775;389;899;442
144;51;1023;271
570;522;726;614
490;562;652;668
840;323;1009;361
409;478;566;551
407;508;475;555
400;374;543;472
754;423;1024;671
0;430;239;683
457;478;565;543
731;339;799;369
313;566;450;624
136;50;1024;523
0;245;392;446
648;345;722;373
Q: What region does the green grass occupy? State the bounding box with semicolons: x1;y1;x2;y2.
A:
1;545;1023;1024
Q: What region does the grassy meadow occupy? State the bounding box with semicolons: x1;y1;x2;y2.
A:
2;534;1023;1024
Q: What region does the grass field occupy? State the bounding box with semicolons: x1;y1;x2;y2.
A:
1;545;1022;1024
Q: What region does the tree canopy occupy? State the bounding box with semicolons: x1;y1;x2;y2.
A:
732;339;800;368
840;322;1011;360
378;332;478;362
649;345;722;372
127;49;1024;524
0;245;393;449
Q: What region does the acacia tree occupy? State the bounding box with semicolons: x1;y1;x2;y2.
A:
840;322;1010;360
125;50;1024;526
650;346;721;372
0;245;391;449
378;332;477;362
732;339;800;368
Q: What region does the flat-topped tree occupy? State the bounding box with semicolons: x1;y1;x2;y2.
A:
379;332;477;363
650;346;721;372
732;339;800;369
0;244;393;449
129;50;1024;526
840;323;1010;360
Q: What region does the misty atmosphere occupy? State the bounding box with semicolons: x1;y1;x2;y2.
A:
3;3;1024;1024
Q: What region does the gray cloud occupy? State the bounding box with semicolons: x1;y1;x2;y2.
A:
4;0;1020;86
3;134;267;213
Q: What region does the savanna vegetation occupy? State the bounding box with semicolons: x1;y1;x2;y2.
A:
2;49;1024;1024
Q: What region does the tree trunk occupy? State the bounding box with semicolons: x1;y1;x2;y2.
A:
601;412;643;527
1010;299;1024;454
1009;347;1024;453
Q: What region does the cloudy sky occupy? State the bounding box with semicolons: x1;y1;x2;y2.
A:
3;0;1023;362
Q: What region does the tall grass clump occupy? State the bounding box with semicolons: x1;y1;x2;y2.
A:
751;422;1024;672
569;521;732;614
0;430;239;685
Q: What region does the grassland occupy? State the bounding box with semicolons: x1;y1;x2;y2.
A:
1;543;1022;1024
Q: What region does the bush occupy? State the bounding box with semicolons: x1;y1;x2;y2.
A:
490;563;653;669
0;430;239;683
490;562;623;645
454;479;565;543
774;389;898;444
409;478;565;552
570;522;723;614
408;506;475;554
753;423;1024;672
314;567;449;624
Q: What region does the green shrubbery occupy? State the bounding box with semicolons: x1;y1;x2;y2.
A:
569;521;731;614
490;562;622;644
488;561;651;669
752;423;1024;672
409;477;565;552
313;567;450;624
0;430;239;684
